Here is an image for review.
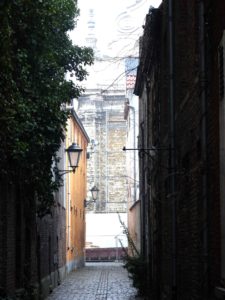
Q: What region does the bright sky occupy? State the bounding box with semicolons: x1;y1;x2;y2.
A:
86;213;128;248
70;0;162;90
71;1;163;245
71;0;162;57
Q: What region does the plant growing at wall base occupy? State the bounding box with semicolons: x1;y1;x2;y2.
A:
117;213;149;297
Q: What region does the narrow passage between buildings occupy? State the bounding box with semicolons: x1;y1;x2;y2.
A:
46;262;141;300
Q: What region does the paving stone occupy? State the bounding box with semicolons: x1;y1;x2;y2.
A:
46;262;140;300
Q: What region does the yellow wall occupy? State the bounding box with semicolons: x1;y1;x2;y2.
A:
65;115;88;268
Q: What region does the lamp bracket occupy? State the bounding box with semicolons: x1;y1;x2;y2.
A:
122;146;171;151
56;168;76;176
84;199;95;207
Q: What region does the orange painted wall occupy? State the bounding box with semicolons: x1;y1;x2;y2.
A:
128;200;141;254
65;113;88;269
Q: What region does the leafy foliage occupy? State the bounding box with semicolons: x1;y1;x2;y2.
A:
118;213;149;297
0;0;93;216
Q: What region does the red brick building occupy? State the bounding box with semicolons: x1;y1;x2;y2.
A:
135;1;225;299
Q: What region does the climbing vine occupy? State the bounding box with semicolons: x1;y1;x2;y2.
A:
0;0;93;216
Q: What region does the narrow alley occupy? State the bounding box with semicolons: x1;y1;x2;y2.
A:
46;262;140;300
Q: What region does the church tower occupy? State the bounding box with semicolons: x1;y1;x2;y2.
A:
85;9;97;52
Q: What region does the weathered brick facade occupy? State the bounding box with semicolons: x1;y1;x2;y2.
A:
135;1;225;299
78;90;127;213
37;110;89;298
0;181;39;298
36;204;66;298
85;247;127;262
0;111;89;299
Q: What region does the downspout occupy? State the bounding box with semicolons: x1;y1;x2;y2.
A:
106;110;109;211
140;121;146;256
168;0;177;298
128;105;137;203
93;107;97;211
67;173;71;250
199;1;209;297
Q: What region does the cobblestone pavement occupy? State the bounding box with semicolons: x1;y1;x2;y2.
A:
46;262;141;300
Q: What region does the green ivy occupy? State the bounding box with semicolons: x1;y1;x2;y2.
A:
0;0;93;216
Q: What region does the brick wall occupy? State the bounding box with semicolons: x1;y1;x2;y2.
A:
85;247;127;262
78;93;127;213
206;0;225;292
135;1;224;299
0;180;38;297
37;204;66;279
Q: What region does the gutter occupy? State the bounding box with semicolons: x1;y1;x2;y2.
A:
168;0;177;298
71;109;90;143
199;1;209;297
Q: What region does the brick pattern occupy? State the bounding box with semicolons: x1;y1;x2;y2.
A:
78;94;127;213
0;180;38;297
85;247;127;262
0;113;88;298
37;204;66;281
136;1;225;299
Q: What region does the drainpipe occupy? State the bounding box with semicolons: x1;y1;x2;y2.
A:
168;0;177;298
106;110;109;211
199;1;209;297
128;105;137;203
140;121;146;257
67;173;71;250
